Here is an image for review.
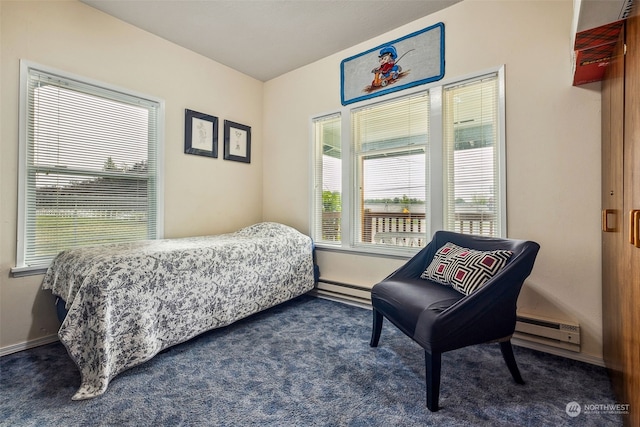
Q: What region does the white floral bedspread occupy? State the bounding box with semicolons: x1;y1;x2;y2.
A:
41;222;315;400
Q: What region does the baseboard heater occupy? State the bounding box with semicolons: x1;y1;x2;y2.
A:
314;279;372;305
514;313;581;352
315;280;581;352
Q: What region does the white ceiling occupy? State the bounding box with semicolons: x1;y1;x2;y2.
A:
81;0;462;81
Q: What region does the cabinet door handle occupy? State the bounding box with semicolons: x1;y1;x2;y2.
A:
631;210;640;248
602;209;616;232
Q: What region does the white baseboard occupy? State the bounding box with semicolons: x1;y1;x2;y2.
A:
0;334;59;357
511;337;605;367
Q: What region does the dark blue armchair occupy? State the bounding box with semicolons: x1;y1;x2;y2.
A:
370;230;540;411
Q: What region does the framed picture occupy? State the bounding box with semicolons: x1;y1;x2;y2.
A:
184;109;218;158
340;22;445;105
223;120;251;163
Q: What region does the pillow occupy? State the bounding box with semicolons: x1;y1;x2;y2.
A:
420;242;513;295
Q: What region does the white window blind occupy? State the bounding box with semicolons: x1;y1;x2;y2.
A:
17;64;162;270
442;73;502;237
313;114;342;244
352;92;429;248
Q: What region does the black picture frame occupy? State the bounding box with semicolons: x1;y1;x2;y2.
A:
184;109;218;158
223;120;251;163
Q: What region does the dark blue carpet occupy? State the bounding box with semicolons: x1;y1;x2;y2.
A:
0;294;621;426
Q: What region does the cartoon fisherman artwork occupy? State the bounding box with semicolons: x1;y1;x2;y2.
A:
366;45;414;92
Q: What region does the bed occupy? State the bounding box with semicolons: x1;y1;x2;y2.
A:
41;222;316;400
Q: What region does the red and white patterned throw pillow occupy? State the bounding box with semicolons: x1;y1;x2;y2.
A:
421;242;513;295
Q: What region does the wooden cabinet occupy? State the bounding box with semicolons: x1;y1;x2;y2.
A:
601;11;640;427
601;23;625;403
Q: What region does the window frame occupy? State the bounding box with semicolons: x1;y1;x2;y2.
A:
12;60;165;276
310;66;506;258
311;113;343;245
441;73;507;238
351;91;430;253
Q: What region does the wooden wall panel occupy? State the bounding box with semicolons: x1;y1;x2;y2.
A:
601;26;625;401
602;8;640;426
622;12;640;427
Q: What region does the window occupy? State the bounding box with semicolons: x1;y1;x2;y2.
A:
312;114;342;244
311;68;505;255
14;62;164;273
353;93;429;248
443;76;504;237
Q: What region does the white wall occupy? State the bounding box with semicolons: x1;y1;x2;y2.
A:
0;1;264;350
263;0;604;361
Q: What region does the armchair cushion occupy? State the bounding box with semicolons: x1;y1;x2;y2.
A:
420;242;512;295
371;277;464;338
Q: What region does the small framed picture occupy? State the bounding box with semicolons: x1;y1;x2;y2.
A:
184;109;218;158
223;120;251;164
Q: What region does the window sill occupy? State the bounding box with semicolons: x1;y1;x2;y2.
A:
315;243;418;260
11;265;49;278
